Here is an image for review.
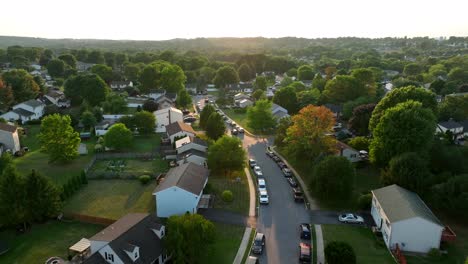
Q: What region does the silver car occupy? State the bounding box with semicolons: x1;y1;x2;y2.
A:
338;213;364;224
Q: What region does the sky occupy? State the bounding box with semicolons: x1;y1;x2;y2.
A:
1;0;468;40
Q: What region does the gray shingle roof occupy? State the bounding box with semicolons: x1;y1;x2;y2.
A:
177;149;207;160
154;163;209;195
21;99;44;108
439;120;462;129
372;184;442;226
192;137;208;147
12;108;35;117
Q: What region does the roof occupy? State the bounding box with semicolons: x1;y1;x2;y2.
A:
154;163;209;195
239;99;253;104
324;103;343;113
0;123;17;133
110;81;132;86
90;213;148;242
271;103;288;114
154;107;183;115
166;93;177;100
192;137;208;147
166;121;196;136
69;238;90;253
20;99;44;108
177;149;207;160
175;136;191;149
459;119;468;131
372;184;442;226
272;111;290;120
438;119;462;129
149;89;166;94
12;108;35;117
336;141;358;152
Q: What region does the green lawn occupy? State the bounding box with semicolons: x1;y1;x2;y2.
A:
222;109;251;131
322;225;394;264
131;133;162;152
206;170;250;216
204;223;244;264
0;221;103;264
88;158;168;178
64;179;156;220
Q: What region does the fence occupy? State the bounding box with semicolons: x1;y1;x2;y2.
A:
66;213;116;226
95;152;157;160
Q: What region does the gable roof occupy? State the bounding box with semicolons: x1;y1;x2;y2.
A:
438;119;462;129
372;184;442;226
166;121;196;136
90;213;148;242
177;149;207;160
12;108;35;117
175;136;208;149
271;103;288;114
336;141;358;153
324;103;342;113
154;163;209;195
20;99;44;108
0;123;17;133
154;107;183;115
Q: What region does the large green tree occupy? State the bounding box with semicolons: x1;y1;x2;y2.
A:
431;174;468;217
438;95;468;121
0;77;14;108
176;89;192;109
91;64;113;83
312;73;326;91
80;111;97;130
322;75;365;104
273;86;299;114
247;99;276;132
24;170;62;223
297;89;321;108
2;69;40;103
47;59;65;78
311;156;355;199
253;76;268;91
124;63;142;82
0;165;26;228
213;66;239;89
351;68;377;97
274;116;292;148
199;104;216;129
297;65;315;80
64;74;109;106
133;111;156;134
104;123;133;150
207;136;245;176
238;63;253;82
139;61;186;94
348;103;376;136
205;112;226;140
369;101;436;166
38;114;80;163
102;93;127;114
58;54;77;69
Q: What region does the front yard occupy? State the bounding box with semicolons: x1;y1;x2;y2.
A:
204;223;245;264
64;179;157;220
0;221;103;264
222;109;251;131
322;225;394;264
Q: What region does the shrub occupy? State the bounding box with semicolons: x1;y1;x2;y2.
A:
428;248;441;259
221;190;233;202
81;170;88;184
358;193;372;210
325;241;356;264
139;175;151;184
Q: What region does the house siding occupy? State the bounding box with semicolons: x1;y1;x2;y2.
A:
390;218;443;253
371;195;392;247
339;148;361;162
155;109;183;133
0;129;20;153
154;186;201;218
169;131;196;144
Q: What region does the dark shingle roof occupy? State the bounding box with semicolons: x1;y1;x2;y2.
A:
177;149;207;160
439;119;462;129
0;123;17;133
90;213;148;242
192;137;208;147
324;103;342;113
166;121;196;136
165;93;177;100
21;99;44;108
12;108;35;117
155;163;209;195
372;185;442;226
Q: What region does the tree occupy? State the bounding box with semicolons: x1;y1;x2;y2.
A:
124;63;142;82
273;86;298;114
274;116;292;148
369;86;437;131
139;61;186;94
102;93;127;114
58;54;77;69
0;165;26;228
0;78;14;108
286;105;336;161
104;123;133;150
91;64;113;83
348;103;376;136
247;99;276;132
205;112;226;140
286;68;297;78
87;50;105;64
253;76;268;91
238;63;253;82
2;69;40;103
133;111;156;134
448;67;468;84
322;75;365;104
251;89;266;101
370;101;436;166
297;65;315;80
213;66;239;89
24;170;62;223
38;114;80;163
404;63;423;76
351;68;377;97
165;213;215;264
46;59;65;78
196;66;215;90
325;241;356;264
80;111;97;130
199;104;216;129
207;136;245;176
438;95;468;121
176;89;192;109
64;74;109;106
290;81;307;92
312;156;355;199
382;152;431;194
312;73;326;91
142;100;158;112
0;153;13;176
431;174;468;217
347;136;370;151
297;89;321;108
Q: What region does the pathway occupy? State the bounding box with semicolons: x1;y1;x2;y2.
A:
315;224;325;264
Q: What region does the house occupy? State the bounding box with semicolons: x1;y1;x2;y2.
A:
95;115;129;136
271;103;290;121
30;64;41;71
110;81;133;91
76;61;95;72
238;99;254;108
0;123;21;154
70;213;168;264
185;83;197;94
335;141;361;163
43;89;71;108
175;136;208;154
436;119;464;140
324;104;342;119
239;82;253;93
177;149;207;166
1;99;46;123
153;163;209;217
154;107;183;133
165;121;196;143
460;119;468;138
226;83;243;93
371;184;445;253
148;89;166;101
234;93;250;102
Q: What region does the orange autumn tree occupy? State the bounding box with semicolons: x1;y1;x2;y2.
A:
285;105;336;161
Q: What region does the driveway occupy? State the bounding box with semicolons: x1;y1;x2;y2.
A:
198;208;256;228
310;210;375;226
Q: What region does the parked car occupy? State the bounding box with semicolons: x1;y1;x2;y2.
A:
252;233;266;254
183;116;197;123
338;213;364;224
231;128;239;135
300;223;311;239
231;121;237;127
277;161;286;168
282;168;292;177
226;120;233;125
293;188;304;202
299;242;312;263
182;109;191;115
238;127;245;133
223;116;228;121
287;177;298;187
266;149;275;157
259;190;269;204
249;159;257;168
272;155;281;162
258;178;267;192
253;166;263;177
245;256;259;264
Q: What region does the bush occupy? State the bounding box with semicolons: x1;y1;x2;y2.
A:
325;241;356;264
221;190;233;202
139;175;151;184
311;156;355;200
81;170;88;184
348;136;370;151
428;248;441;259
358;193;372;210
234;107;247;114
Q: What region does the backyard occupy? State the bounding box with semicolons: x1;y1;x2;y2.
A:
204;223;245;264
87;158;168;178
222;108;251;132
0;221;103;264
64;179;157;219
322;224;394;264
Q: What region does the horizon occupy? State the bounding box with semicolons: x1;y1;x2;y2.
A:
2;0;468;41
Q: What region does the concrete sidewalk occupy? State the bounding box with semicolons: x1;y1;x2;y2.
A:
315;224;325;264
233;227;253;264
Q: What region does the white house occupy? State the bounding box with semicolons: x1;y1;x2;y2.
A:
238;99;254;108
156;95;176;110
436;119;464;140
154;107;183;133
165;121;196;143
76;61;95;72
1;99;45;123
371;185;445;253
153;163;209;217
234;93;250;102
70;213;168;264
335;141;361;163
271;103;290;121
43;89;71;108
0;123;21;154
110;81;133;91
177;149;207;166
175;136;208;154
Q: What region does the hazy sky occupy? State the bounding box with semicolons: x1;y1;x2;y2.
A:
2;0;467;40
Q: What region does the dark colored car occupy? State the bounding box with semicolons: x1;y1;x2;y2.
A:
300;223;311;239
272;155;281;162
278;162;288;169
231;128;239;135
293;188;304;202
287;177;298;187
251;233;266;254
248;159;257;168
299;242;312;263
183;116;197;123
182;109;191;115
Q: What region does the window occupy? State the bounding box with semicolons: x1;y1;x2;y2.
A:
161;229;164;237
135;252;138;259
350;154;357;158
